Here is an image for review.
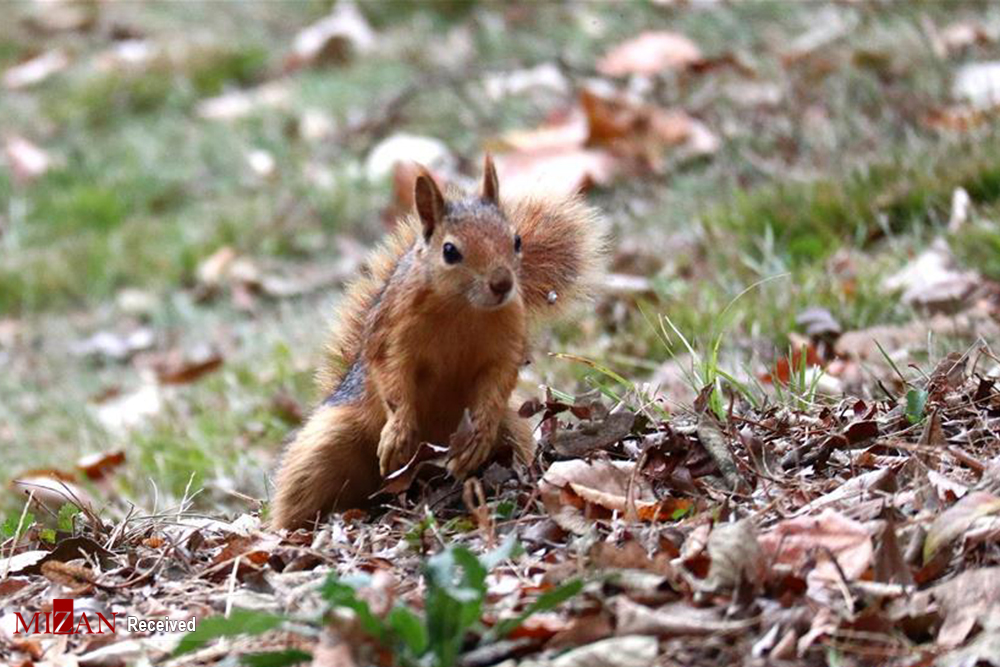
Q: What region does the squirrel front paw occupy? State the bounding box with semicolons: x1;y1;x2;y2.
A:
378;418;419;475
447;412;497;479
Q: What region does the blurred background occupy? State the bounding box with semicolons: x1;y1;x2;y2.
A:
2;0;999;519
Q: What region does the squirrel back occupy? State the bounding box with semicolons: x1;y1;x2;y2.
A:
317;158;607;397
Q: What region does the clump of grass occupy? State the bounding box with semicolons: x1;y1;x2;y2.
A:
706;133;1000;266
174;537;582;667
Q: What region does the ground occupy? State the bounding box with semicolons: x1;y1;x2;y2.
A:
1;2;1000;666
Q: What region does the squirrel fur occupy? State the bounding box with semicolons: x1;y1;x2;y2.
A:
271;156;606;530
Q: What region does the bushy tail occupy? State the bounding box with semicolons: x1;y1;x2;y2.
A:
509;194;608;325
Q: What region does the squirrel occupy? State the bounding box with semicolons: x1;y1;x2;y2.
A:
270;155;606;530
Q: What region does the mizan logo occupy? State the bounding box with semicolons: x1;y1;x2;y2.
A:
15;599;118;635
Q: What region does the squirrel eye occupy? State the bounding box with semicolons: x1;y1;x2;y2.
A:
514;235;522;253
442;242;463;264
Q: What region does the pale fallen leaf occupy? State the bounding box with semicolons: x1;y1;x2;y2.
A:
365;133;453;181
500;107;589;153
702;518;765;593
286;0;375;71
494;148;618;198
3;136;50;184
882;238;977;313
613;598;756;636
540;459;691;532
597;30;702;77
11;473;94;511
549;635;658;667
759;509;873;599
890;567;1000;648
246;149;276;179
924;491;1000;564
197;82;291;121
954;61;1000;109
3;50;69;89
484;62;569;101
70;327;154;361
95;381;162;432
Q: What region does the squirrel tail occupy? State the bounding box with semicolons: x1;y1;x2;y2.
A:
510;194;608;325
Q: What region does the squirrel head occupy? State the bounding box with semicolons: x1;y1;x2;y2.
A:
413;155;522;311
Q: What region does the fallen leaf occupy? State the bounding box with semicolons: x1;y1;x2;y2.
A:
365;133;453;181
541;459;690;531
597;31;702;76
3;136;50;184
550;634;659;667
94;381;162;432
198;82;291;121
70;327;154;361
550;411;635;457
10;471;93;511
484;62;569;100
152;344;223;384
494;147;618;198
954;61;1000;109
613;597;755;637
76;450;126;481
759;509;873;599
3;50;69;89
924;491;1000;564
285;0;375;71
702;519;766;593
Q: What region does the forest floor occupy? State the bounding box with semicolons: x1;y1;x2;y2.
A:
2;2;1000;666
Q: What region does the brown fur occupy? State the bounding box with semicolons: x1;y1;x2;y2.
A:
271;160;606;530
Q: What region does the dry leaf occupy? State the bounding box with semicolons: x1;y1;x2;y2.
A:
3;50;69;89
759;509;873;599
365;133;453;181
924;491;1000;564
702;519;765;593
597;31;702;76
493;148;618;198
152;344;224;384
76;450;126;481
3;136;50;184
285;0;375;71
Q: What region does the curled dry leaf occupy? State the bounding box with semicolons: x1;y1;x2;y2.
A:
923;491;1000;565
597;30;703;77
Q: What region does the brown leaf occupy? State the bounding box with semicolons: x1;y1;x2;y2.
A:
76;450;125;481
613;597;755;637
759;509;873;597
377;442;449;495
152;344;223;384
597;31;702;77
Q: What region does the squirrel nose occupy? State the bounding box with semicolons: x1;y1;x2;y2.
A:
489;269;513;297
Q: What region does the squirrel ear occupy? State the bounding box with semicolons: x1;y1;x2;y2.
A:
414;168;445;240
482;154;499;205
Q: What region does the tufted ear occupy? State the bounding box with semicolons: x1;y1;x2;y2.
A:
482;153;499;205
414;167;445;241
